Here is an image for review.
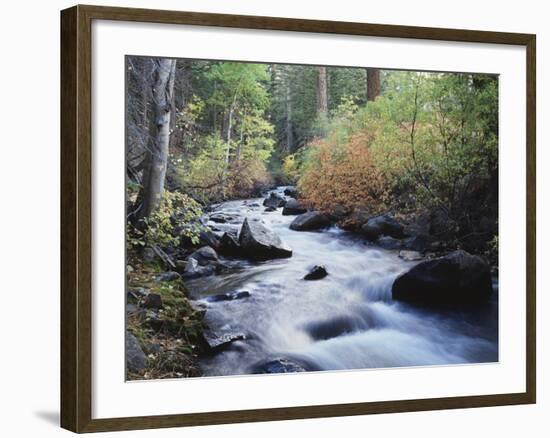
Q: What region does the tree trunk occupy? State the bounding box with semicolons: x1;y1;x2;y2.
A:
366;68;381;102
225;104;235;164
139;58;176;219
168;60;177;150
316;66;328;117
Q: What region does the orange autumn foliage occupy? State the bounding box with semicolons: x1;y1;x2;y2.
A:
299;132;390;214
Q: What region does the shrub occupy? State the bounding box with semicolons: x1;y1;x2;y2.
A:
127;190;203;250
298;133;389;213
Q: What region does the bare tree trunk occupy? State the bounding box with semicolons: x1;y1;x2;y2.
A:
225;104;235;164
168;60;177;150
139;58;176;219
316;66;328;117
221;89;239;198
366;68;381;102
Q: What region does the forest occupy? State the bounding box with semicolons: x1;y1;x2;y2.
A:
125;56;499;380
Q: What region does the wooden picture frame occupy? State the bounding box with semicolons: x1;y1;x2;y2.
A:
60;4;536;433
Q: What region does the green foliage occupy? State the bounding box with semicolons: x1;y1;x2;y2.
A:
296;71;498;241
127;189;203;249
282;153;300;183
127;55;498;255
168;62;276;203
206;62;270;110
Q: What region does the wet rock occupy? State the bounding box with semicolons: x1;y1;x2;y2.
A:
284;187;298;198
252;358;307;374
239;218;292;260
198;228;221;250
209;213;232;223
282;198;307;216
330;204;350;221
263;192;287;209
142;292;163;309
264;206;276;212
155;271;181;283
338;207;371;231
305;315;362;341
206;291;251;302
218;232;242;257
398;250;424;261
189;246;219;266
202;331;246;353
181;246;227;278
361;214;405;240
304;265;328;280
181;257;216;279
376;235;403;250
392;250;492;306
289;211;332;231
174;259;188;273
126;331;147;373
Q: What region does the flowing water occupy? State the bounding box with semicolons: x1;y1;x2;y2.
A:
185;187;498;377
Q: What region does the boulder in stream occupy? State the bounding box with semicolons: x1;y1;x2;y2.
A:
208;213;228;223
202;331;246;353
198;228;221;250
289;211;332;231
304;265;328;280
181;257;216;279
217;232;242;257
238;218;292;260
282;198;307;216
189;246;219;266
263;192;287;209
284;186;298;198
181;246;225;278
392;249;492;306
361;214;405;240
206;291;251;302
305;315;362;341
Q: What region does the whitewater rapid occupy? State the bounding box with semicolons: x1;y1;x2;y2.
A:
185;188;498;377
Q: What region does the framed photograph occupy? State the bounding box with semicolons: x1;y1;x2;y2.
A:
60;4;536;433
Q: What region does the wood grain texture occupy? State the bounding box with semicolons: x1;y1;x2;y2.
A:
60;4;536;433
60;5;78;432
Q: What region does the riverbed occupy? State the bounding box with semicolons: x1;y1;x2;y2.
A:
185;187;498;377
